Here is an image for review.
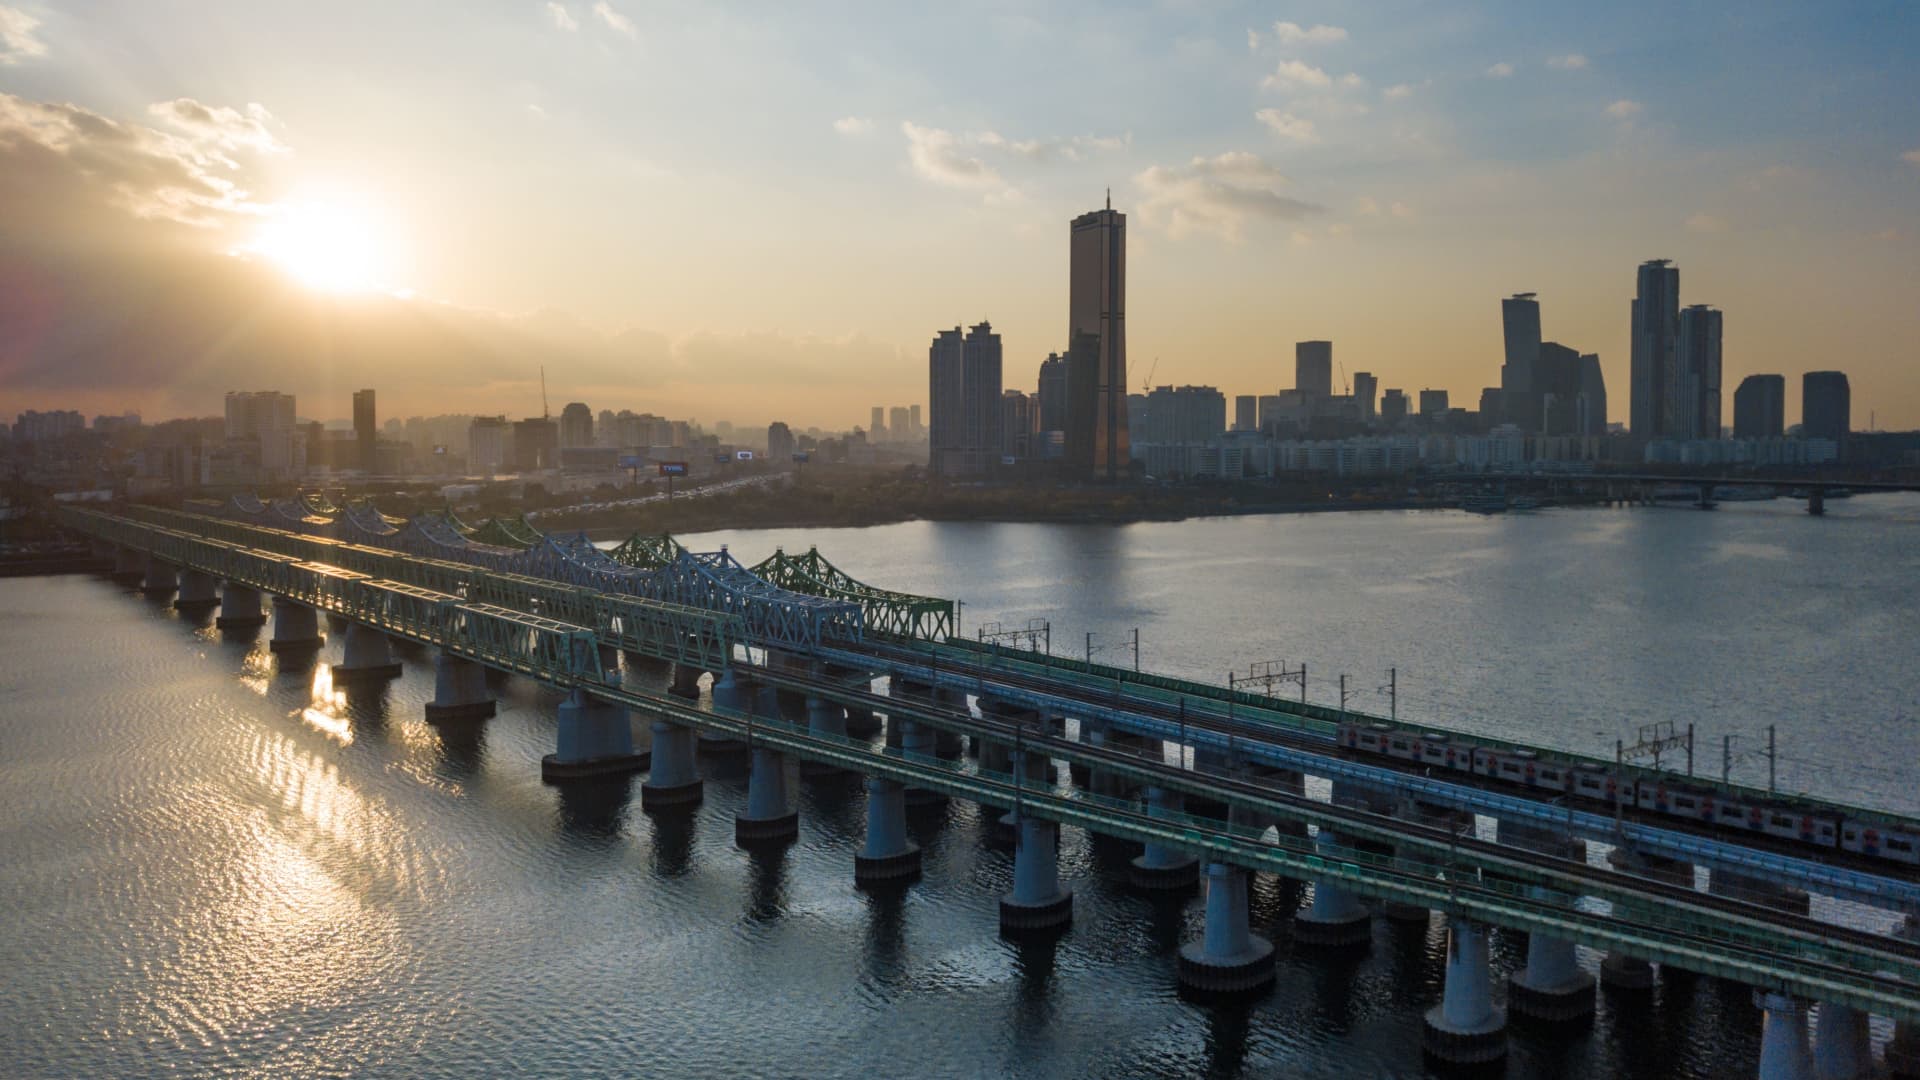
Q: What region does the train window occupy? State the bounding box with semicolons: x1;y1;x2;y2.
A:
1772;815;1794;828
1675;797;1694;809
1540;770;1559;781
1890;839;1914;853
1502;763;1519;774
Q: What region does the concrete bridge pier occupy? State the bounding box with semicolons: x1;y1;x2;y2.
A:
1756;992;1814;1080
140;555;177;595
1293;830;1372;946
667;662;704;700
641;719;703;808
1602;847;1692;990
898;720;947;811
933;688;967;759
112;545;145;580
1178;861;1275;999
174;568;218;611
800;695;850;776
268;596;324;653
1422;917;1508;1065
735;746;799;846
1128;786;1199;891
1506;888;1596;1022
542;688;646;782
854;776;920;886
1000;812;1072;936
1080;719;1131;799
215;582;266;629
425;653;495;720
995;748;1055;838
333;622;404;684
1810;1003;1871;1080
699;669;750;754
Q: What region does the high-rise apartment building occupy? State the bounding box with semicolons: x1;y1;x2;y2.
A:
929;322;1004;474
928;328;965;473
962;321;1003;468
1631;259;1680;437
352;389;376;471
1140;385;1226;444
1381;389;1409;425
1036;352;1071;434
909;404;922;438
870;406;887;441
1233;394;1257;432
1352;372;1377;421
1501;293;1542;430
1675;305;1723;439
468;416;510;474
1802;371;1850;443
767;421;795;462
1295;341;1333;398
1577;354;1608;436
224;391;299;477
1536;342;1584;435
512;417;558;471
1732;374;1786;439
889;406;910;442
559;402;594;448
1068;198;1127;478
999;390;1032;459
1418;389;1450;417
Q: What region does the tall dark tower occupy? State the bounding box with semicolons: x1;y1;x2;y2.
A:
352;388;376;471
1630;259;1679;438
1069;194;1127;479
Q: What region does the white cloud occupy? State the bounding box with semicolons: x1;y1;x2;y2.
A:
1271;21;1347;46
1246;28;1259;52
901;122;1004;190
0;5;47;64
1547;53;1588;70
1255;109;1318;143
833;116;872;136
1486;62;1514;78
147;99;287;166
1355;196;1380;216
592;1;636;39
1606;98;1643;120
525;104;549;120
1685;212;1728;233
1263;59;1331;90
1382;83;1414;101
1133;150;1324;242
1390;201;1415;219
545;2;578;31
1339;72;1366;89
1902;149;1920;168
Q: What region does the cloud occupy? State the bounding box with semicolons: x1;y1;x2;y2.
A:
592;1;636;39
897;122;1126;191
1390;201;1415;219
1685;212;1728;233
147;99;287;164
1255;109;1318;143
1547;53;1588;70
1246;28;1259;52
901;122;1003;190
1133;150;1325;242
832;116;872;136
1271;21;1347;46
0;5;46;64
1606;98;1643;120
1355;196;1379;216
1485;62;1514;78
1339;72;1366;89
983;130;1129;162
545;3;578;31
1263;59;1331;90
1382;83;1414;101
1902;149;1920;168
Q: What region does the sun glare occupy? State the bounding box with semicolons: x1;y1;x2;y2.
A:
245;197;390;293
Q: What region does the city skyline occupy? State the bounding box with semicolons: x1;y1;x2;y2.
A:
1;3;1916;430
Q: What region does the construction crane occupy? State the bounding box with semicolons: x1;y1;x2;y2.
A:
1140;356;1159;394
1337;358;1350;396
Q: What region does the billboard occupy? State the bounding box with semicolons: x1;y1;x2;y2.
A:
791;451;810;463
657;461;689;477
619;454;644;469
734;450;755;461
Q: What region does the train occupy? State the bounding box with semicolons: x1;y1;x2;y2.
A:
1337;720;1920;869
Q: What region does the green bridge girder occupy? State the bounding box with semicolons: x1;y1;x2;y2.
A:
467;515;542;549
605;532;689;569
751;546;954;641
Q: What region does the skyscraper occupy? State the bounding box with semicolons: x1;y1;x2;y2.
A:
889;406;910;442
870;406;887;441
1675;305;1723;439
928;322;1003;475
559;402;594;448
1802;371;1850;443
1501;293;1542;430
1536;342;1584;435
512;417;557;471
1233;394;1257;432
1381;389;1409;425
767;421;795;461
1069;197;1127;479
1577;354;1608;436
928;327;965;474
1036;352;1070;434
226;391;300;477
1631;259;1680;438
909;404;922;438
1732;374;1785;438
1418;389;1449;417
1352;372;1377;421
999;390;1032;458
1295;341;1333;398
352;388;376;471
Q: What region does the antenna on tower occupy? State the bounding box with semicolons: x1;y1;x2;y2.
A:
540;365;549;420
1105;187;1111;211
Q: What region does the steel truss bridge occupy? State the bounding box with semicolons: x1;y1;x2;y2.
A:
58;503;1920;1032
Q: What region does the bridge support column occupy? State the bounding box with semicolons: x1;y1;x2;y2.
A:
174;568;218;610
596;641;621;675
1422;917;1507;1064
800;696;850;776
667;662;703;700
1178;861;1275;999
1082;721;1129;799
112;545;145;580
641;720;702;807
933;688;967;759
1128;786;1199;891
736;747;799;846
854;776;920;885
1808;489;1825;516
1603;847;1690;990
1506;888;1595;1022
1756;992;1813;1080
899;720;947;811
543;689;645;782
268;596;323;653
995;747;1054;838
699;669;750;754
1294;830;1372;946
425;652;495;720
1811;1003;1871;1080
215;582;266;629
1891;914;1920;1079
141;555;176;595
1000;813;1071;935
333;622;403;684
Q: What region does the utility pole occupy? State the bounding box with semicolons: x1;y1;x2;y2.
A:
1685;723;1694;777
1767;724;1777;795
1178;698;1188;771
1085;631;1094;668
1723;733;1732;785
1339;674;1350;722
1130;627;1140;672
1388;667;1396;721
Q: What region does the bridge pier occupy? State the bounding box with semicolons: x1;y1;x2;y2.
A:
667;662;703;700
112;545;145;580
174;568;218;611
215;581;266;629
995;747;1054;839
898;720;946;811
1177;861;1275;999
933;688;967;759
1422;917;1507;1065
641;719;703;807
700;669;750;754
1293;830;1372;946
140;555;176;595
800;695;850;776
1081;720;1129;799
542;688;646;782
1128;786;1199;891
1506;887;1595;1023
1808;489;1825;516
1000;812;1072;936
735;747;799;846
425;652;495;720
854;776;920;886
1756;992;1813;1080
332;622;403;684
1811;1002;1871;1080
1602;847;1692;990
268;596;323;653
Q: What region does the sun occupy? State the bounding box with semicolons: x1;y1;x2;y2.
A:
244;196;391;293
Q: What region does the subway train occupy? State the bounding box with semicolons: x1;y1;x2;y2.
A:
1338;720;1920;869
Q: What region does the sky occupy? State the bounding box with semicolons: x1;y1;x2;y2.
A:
1;1;1917;430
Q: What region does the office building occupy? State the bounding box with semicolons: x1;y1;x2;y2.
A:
767;421;795;462
1000;390;1033;458
1577;354;1608;436
1037;352;1071;434
468;416;510;474
1732;374;1786;439
224;391;299;477
1295;341;1333;398
1536;342;1584;435
1140;385;1227;445
1234;394;1257;432
1675;305;1723;439
1352;372;1377;421
512;417;557;471
1802;371;1850;444
559;402;593;448
1501;293;1542;430
1381;389;1409;425
889;406;910;442
909;404;922;438
1418;389;1450;417
1069;197;1128;478
1630;259;1680;437
870;406;887;441
352;389;376;471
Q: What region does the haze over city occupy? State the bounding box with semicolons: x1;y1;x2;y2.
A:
2;1;1917;429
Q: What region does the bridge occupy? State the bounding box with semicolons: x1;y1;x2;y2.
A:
57;501;1920;1078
